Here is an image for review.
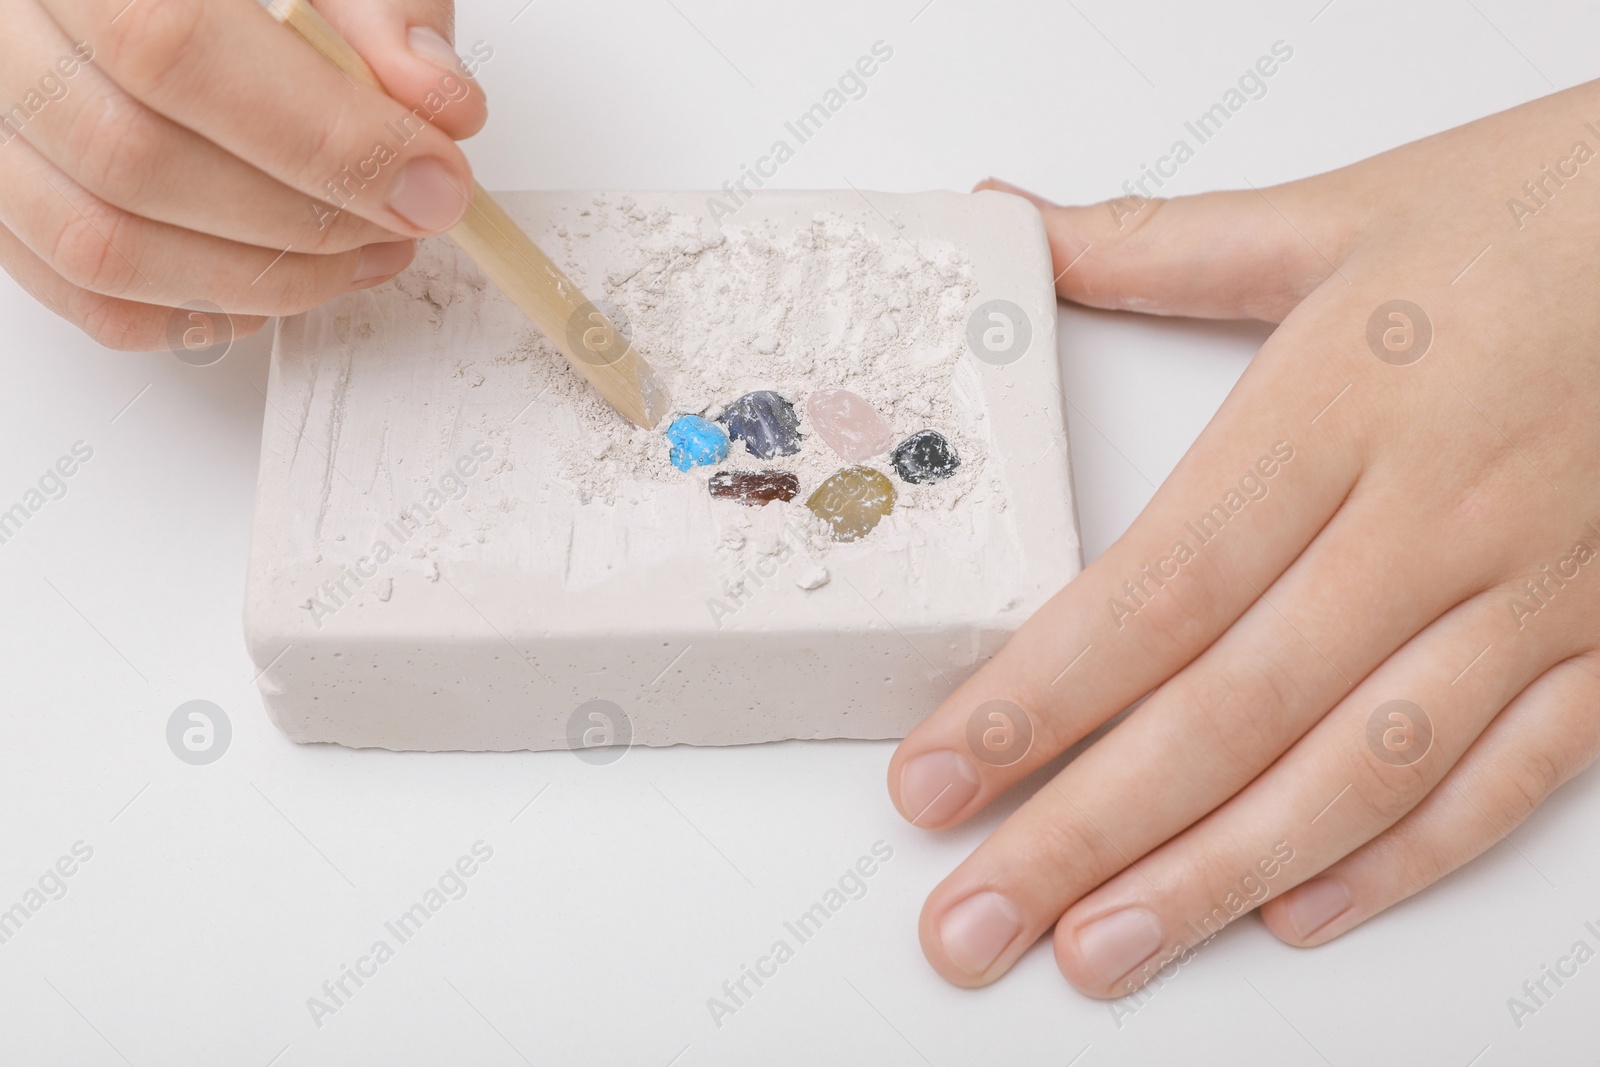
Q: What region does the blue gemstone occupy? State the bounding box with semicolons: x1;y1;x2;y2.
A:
665;415;730;472
717;391;802;460
891;430;961;484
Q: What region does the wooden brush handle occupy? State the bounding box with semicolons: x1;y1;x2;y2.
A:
267;0;669;429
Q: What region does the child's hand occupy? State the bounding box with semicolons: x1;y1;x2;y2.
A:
890;81;1600;997
0;0;486;348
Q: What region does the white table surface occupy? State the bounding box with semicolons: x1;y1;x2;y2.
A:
2;1;1597;1064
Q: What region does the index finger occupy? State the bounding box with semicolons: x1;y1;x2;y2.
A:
46;0;474;235
312;0;489;142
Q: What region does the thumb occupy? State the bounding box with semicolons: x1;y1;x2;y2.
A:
977;177;1347;323
313;0;490;141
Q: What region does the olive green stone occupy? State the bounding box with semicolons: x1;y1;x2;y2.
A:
805;466;896;542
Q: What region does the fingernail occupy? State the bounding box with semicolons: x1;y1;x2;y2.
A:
940;892;1022;975
899;750;980;826
979;177;1056;208
351;240;415;287
1077;907;1164;985
1284;878;1351;938
408;26;472;78
388;158;470;232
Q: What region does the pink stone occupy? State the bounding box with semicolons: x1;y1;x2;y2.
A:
806;388;895;462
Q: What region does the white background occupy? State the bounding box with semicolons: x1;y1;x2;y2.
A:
2;0;1598;1064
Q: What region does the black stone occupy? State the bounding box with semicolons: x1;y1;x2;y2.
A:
891;430;961;485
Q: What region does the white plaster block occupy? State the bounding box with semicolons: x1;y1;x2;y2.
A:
244;190;1080;751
